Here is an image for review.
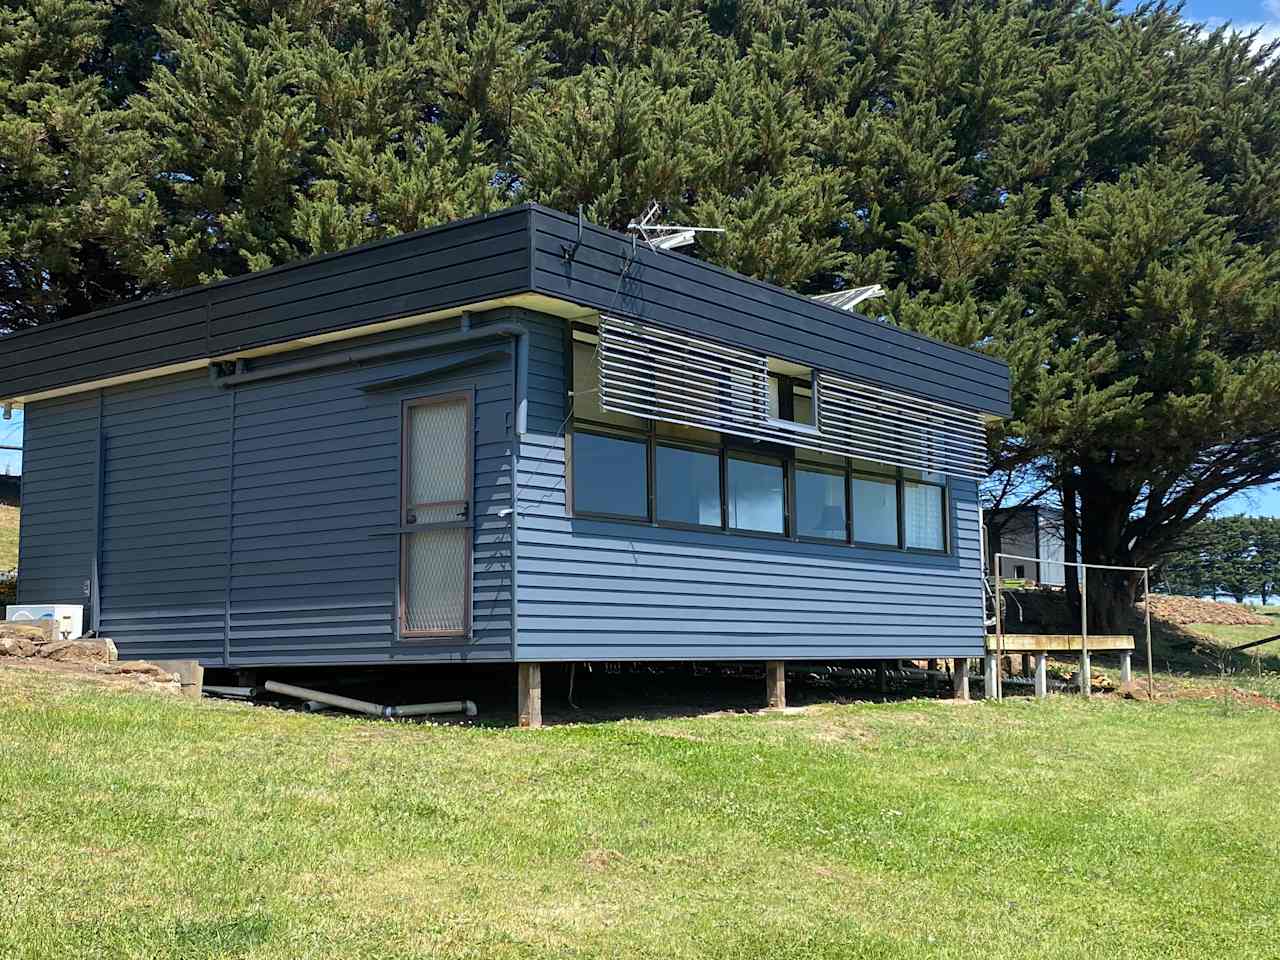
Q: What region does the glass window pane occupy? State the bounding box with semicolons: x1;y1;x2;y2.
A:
796;467;846;540
573;431;648;518
904;481;945;550
852;475;899;545
794;386;815;426
573;340;645;429
656;445;721;527
727;456;785;534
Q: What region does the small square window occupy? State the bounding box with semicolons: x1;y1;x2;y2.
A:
573;431;648;518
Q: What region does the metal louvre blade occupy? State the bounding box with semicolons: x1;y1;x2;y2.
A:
596;315;989;481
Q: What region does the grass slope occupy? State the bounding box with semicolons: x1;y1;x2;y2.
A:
1;669;1278;959
0;504;16;573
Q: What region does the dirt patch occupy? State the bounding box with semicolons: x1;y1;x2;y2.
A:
581;848;626;871
1142;595;1273;626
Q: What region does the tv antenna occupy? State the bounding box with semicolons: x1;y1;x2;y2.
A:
627;201;725;251
812;285;885;311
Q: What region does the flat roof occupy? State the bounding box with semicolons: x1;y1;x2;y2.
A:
0;204;1012;416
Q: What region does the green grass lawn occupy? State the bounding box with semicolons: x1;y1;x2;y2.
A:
0;504;16;573
1;668;1277;959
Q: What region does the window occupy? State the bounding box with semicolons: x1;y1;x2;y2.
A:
851;474;899;545
903;477;946;550
572;431;648;518
727;454;785;534
795;465;847;541
766;361;817;429
656;445;722;527
569;322;949;554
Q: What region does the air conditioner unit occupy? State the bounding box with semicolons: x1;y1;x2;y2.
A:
6;604;84;641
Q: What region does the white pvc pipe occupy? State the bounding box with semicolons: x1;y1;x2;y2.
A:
263;680;385;717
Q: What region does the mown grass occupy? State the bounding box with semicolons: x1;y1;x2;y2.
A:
1;668;1277;959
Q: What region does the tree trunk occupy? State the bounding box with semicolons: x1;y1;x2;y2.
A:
1077;473;1140;633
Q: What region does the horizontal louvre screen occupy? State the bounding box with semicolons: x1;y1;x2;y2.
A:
597;315;988;480
816;373;988;479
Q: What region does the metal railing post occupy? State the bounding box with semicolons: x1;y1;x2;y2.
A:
1144;567;1155;700
1079;560;1090;697
994;558;1004;701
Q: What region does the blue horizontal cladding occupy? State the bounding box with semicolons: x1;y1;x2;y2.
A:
0;206;533;400
97;371;232;662
20;314;519;666
513;311;988;662
225;317;517;666
17;393;98;609
529;205;1011;418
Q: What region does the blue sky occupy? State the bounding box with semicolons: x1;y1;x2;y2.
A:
1179;0;1280;44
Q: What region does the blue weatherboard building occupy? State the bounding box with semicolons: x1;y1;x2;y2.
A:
1;205;1009;690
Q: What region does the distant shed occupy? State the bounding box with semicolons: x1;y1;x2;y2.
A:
0;204;1010;673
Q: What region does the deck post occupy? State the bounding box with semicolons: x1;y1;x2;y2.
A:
983;654;998;699
517;662;542;728
953;657;970;700
1120;650;1132;685
877;661;887;695
927;658;939;693
765;661;786;710
1034;653;1048;699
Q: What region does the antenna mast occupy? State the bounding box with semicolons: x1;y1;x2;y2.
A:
627;201;725;251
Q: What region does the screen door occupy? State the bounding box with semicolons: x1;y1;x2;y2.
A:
399;393;472;638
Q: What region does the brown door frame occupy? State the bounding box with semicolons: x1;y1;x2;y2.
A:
398;390;473;640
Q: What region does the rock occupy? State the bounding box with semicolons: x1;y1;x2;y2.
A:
0;636;35;657
37;637;118;664
111;661;180;681
1;620;54;643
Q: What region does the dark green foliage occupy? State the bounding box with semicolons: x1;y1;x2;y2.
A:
1162;516;1280;604
2;0;1279;625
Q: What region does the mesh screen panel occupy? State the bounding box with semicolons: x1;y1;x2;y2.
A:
403;528;467;634
402;396;470;635
407;401;468;505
